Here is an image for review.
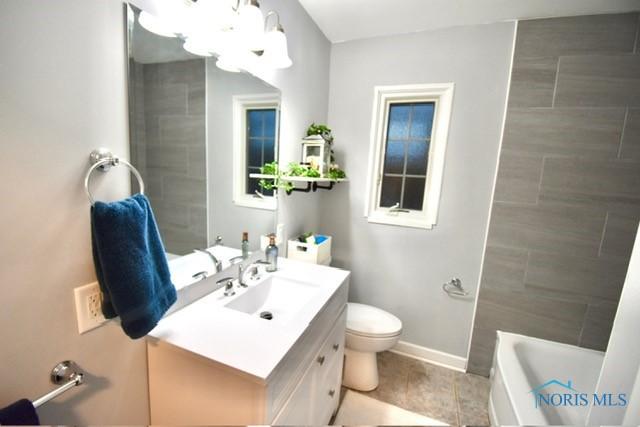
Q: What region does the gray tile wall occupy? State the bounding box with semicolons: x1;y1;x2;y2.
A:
468;13;640;376
131;59;207;255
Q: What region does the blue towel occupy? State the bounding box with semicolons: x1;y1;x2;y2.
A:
91;194;176;339
0;399;39;425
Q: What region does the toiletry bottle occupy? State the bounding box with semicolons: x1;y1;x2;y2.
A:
241;231;249;259
266;234;278;272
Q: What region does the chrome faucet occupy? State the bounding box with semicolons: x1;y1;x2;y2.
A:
215;276;236;297
194;248;223;273
238;260;269;287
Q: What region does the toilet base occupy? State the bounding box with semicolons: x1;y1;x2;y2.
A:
342;348;379;391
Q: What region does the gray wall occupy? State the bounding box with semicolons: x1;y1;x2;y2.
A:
0;0;149;423
321;23;515;357
468;13;640;376
206;66;278;249
137;59;208;255
251;0;332;244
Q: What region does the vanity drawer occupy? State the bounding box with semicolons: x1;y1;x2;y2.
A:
266;279;348;420
272;307;346;425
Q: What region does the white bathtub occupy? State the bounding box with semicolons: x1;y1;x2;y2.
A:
489;332;605;425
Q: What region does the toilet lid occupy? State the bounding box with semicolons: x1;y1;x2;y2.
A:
346;303;402;338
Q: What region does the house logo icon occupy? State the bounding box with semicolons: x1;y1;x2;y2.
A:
529;379;579;408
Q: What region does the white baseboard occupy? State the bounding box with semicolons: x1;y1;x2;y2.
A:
390;341;467;372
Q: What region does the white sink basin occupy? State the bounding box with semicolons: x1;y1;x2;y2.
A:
169;245;241;290
225;276;320;326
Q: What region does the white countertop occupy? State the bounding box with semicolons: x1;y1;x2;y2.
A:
148;257;350;382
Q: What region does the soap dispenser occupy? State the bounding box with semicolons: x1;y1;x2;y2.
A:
241;231;249;259
265;234;278;272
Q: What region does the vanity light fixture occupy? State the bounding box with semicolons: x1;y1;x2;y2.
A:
136;0;292;71
236;0;265;51
261;11;292;69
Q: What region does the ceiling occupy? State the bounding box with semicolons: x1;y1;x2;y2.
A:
297;0;640;43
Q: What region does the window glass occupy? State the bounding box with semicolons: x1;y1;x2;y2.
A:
246;108;277;196
380;102;435;210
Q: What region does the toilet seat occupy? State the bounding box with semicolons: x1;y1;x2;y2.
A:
346;303;402;338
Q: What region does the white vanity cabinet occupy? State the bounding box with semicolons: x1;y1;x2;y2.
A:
146;278;348;425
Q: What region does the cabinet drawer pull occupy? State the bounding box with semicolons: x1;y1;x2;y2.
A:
317;355;325;365
333;343;339;351
328;389;335;397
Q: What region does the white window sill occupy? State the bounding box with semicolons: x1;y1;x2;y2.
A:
233;196;277;211
366;211;435;229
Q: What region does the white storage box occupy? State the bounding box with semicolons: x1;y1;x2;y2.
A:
287;236;332;265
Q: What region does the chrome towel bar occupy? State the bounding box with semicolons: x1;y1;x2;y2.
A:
32;361;84;409
84;148;145;205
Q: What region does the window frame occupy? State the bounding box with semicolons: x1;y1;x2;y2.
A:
365;83;454;229
232;94;280;211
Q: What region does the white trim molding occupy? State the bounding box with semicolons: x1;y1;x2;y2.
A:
391;340;467;372
232;93;280;211
365;83;455;229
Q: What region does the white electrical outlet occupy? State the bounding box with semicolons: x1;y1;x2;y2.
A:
74;282;107;334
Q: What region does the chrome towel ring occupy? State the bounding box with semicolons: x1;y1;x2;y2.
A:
84;148;145;205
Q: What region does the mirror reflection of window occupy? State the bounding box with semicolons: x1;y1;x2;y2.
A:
246;108;277;196
232;94;280;211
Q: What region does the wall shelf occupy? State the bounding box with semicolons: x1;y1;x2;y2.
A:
249;174;348;195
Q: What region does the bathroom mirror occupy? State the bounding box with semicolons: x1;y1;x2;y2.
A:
126;5;280;256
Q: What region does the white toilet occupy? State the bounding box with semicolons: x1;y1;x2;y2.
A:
342;302;402;391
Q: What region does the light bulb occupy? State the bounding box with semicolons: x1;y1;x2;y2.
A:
183;38;212;57
236;2;265;51
261;28;292;69
138;11;178;38
216;55;241;73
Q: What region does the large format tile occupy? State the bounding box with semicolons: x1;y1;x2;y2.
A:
508;56;557;108
189;205;207;237
525;251;627;301
455;372;490;426
151;200;190;229
620;109;640;160
467;327;496;377
188;81;206;115
600;212;640;259
159;115;206;145
145;145;188;174
143;83;188;115
163;175;206;205
187;146;206;178
540;157;640;209
487;201;607;257
405;370;458;425
502;108;626;158
493;150;543;204
516;13;638;57
481;245;528;292
474;289;587;346
580;300;619;351
144;59;205;85
554;54;640;107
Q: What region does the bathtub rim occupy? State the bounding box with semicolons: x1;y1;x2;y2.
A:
493;331;605;425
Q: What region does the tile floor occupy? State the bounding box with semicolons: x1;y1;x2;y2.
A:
344;351;491;426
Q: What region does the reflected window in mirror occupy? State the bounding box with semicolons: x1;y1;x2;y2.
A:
233;95;280;210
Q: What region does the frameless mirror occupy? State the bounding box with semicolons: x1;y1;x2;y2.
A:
127;5;280;257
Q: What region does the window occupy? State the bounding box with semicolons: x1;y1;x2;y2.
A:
365;84;454;229
233;94;280;210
